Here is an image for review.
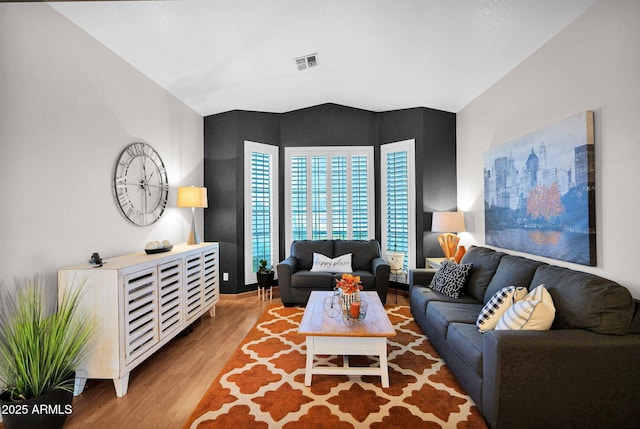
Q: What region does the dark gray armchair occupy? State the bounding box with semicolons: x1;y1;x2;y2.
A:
277;239;390;306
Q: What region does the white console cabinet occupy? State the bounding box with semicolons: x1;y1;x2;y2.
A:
58;242;219;397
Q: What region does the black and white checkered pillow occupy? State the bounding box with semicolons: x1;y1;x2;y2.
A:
476;286;528;332
495;284;555;331
429;261;473;298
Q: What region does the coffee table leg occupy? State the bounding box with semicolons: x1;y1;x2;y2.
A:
303;336;390;388
305;337;314;386
379;347;390;388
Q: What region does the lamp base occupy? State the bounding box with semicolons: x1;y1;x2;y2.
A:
186;207;201;245
186;228;201;245
438;233;460;260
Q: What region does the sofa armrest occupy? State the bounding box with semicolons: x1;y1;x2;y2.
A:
276;257;299;301
371;257;390;304
409;268;436;289
482;329;640;429
371;256;389;276
276;257;298;280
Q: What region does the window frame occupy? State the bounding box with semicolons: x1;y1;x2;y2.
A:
381;139;417;273
284;146;375;247
243;141;279;285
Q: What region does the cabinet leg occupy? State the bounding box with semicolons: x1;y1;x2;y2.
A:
113;373;130;397
73;372;87;396
208;305;216;317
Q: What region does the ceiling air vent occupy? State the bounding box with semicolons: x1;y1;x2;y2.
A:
294;53;318;71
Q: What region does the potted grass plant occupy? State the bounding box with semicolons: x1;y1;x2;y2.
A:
0;276;94;429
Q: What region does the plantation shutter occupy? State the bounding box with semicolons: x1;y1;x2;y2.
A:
386;150;409;269
251;151;272;272
285;147;374;245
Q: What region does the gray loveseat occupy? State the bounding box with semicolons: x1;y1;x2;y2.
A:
277;239;390;306
410;245;640;429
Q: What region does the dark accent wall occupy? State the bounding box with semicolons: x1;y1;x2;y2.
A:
204;103;456;294
281;104;378;147
279;104;379;263
204;110;280;294
378;107;455;264
377;108;457;263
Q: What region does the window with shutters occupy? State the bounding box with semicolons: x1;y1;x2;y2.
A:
285;147;374;246
244;141;279;285
381;140;416;274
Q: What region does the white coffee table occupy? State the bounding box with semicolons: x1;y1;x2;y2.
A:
298;291;396;388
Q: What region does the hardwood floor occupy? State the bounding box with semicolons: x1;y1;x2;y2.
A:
0;289;410;429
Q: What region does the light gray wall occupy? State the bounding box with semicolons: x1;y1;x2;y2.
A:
457;0;640;297
0;4;204;290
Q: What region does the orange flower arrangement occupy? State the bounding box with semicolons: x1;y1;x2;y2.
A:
336;273;363;294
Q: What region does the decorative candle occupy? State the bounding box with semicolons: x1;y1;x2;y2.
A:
350;301;361;318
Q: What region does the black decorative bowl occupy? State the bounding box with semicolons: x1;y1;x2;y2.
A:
145;245;173;255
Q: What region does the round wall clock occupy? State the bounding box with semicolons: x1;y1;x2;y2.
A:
113;142;169;226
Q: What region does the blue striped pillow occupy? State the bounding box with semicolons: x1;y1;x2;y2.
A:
476;286;528;332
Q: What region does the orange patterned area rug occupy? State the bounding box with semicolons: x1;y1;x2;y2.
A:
182;304;487;429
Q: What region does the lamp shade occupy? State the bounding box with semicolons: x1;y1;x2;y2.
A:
177;186;208;208
432;211;465;233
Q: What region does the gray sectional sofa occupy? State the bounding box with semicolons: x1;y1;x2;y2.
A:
410;245;640;429
277;239;390;306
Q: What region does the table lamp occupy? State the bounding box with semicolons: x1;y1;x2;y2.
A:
177;186;208;245
431;211;465;260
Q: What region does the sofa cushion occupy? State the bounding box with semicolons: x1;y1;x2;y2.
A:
334;240;380;271
460;246;504;302
483;255;544;304
310;252;352;273
426;301;483;339
413;286;481;306
429;261;473;298
531;265;634;335
290;270;335;289
496;285;555;330
345;271;376;291
476;286;528;332
447;323;484;377
291;240;335;270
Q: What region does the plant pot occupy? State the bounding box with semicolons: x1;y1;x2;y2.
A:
256;271;274;288
0;387;73;429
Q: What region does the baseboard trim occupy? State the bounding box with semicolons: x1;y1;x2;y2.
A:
220;286;280;301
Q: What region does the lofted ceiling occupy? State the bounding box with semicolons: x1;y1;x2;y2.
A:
51;0;597;116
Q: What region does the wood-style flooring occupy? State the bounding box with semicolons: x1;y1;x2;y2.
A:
0;288;410;429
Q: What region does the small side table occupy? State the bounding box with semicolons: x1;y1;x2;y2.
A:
425;257;448;269
390;268;406;304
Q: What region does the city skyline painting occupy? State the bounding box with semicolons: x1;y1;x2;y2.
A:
483;111;596;265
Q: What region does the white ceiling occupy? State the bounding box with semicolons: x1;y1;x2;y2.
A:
51;0;597;116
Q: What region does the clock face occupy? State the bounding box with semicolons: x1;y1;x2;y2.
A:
113;142;169;226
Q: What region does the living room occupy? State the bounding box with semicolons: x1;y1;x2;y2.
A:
1;1;639;428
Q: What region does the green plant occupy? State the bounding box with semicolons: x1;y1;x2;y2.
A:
257;259;273;274
0;276;94;401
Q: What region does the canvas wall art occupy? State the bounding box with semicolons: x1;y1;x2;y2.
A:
483;111;596;265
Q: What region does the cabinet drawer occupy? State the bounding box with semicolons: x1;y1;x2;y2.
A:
158;259;183;339
184;253;204;322
124;268;159;364
203;248;219;306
